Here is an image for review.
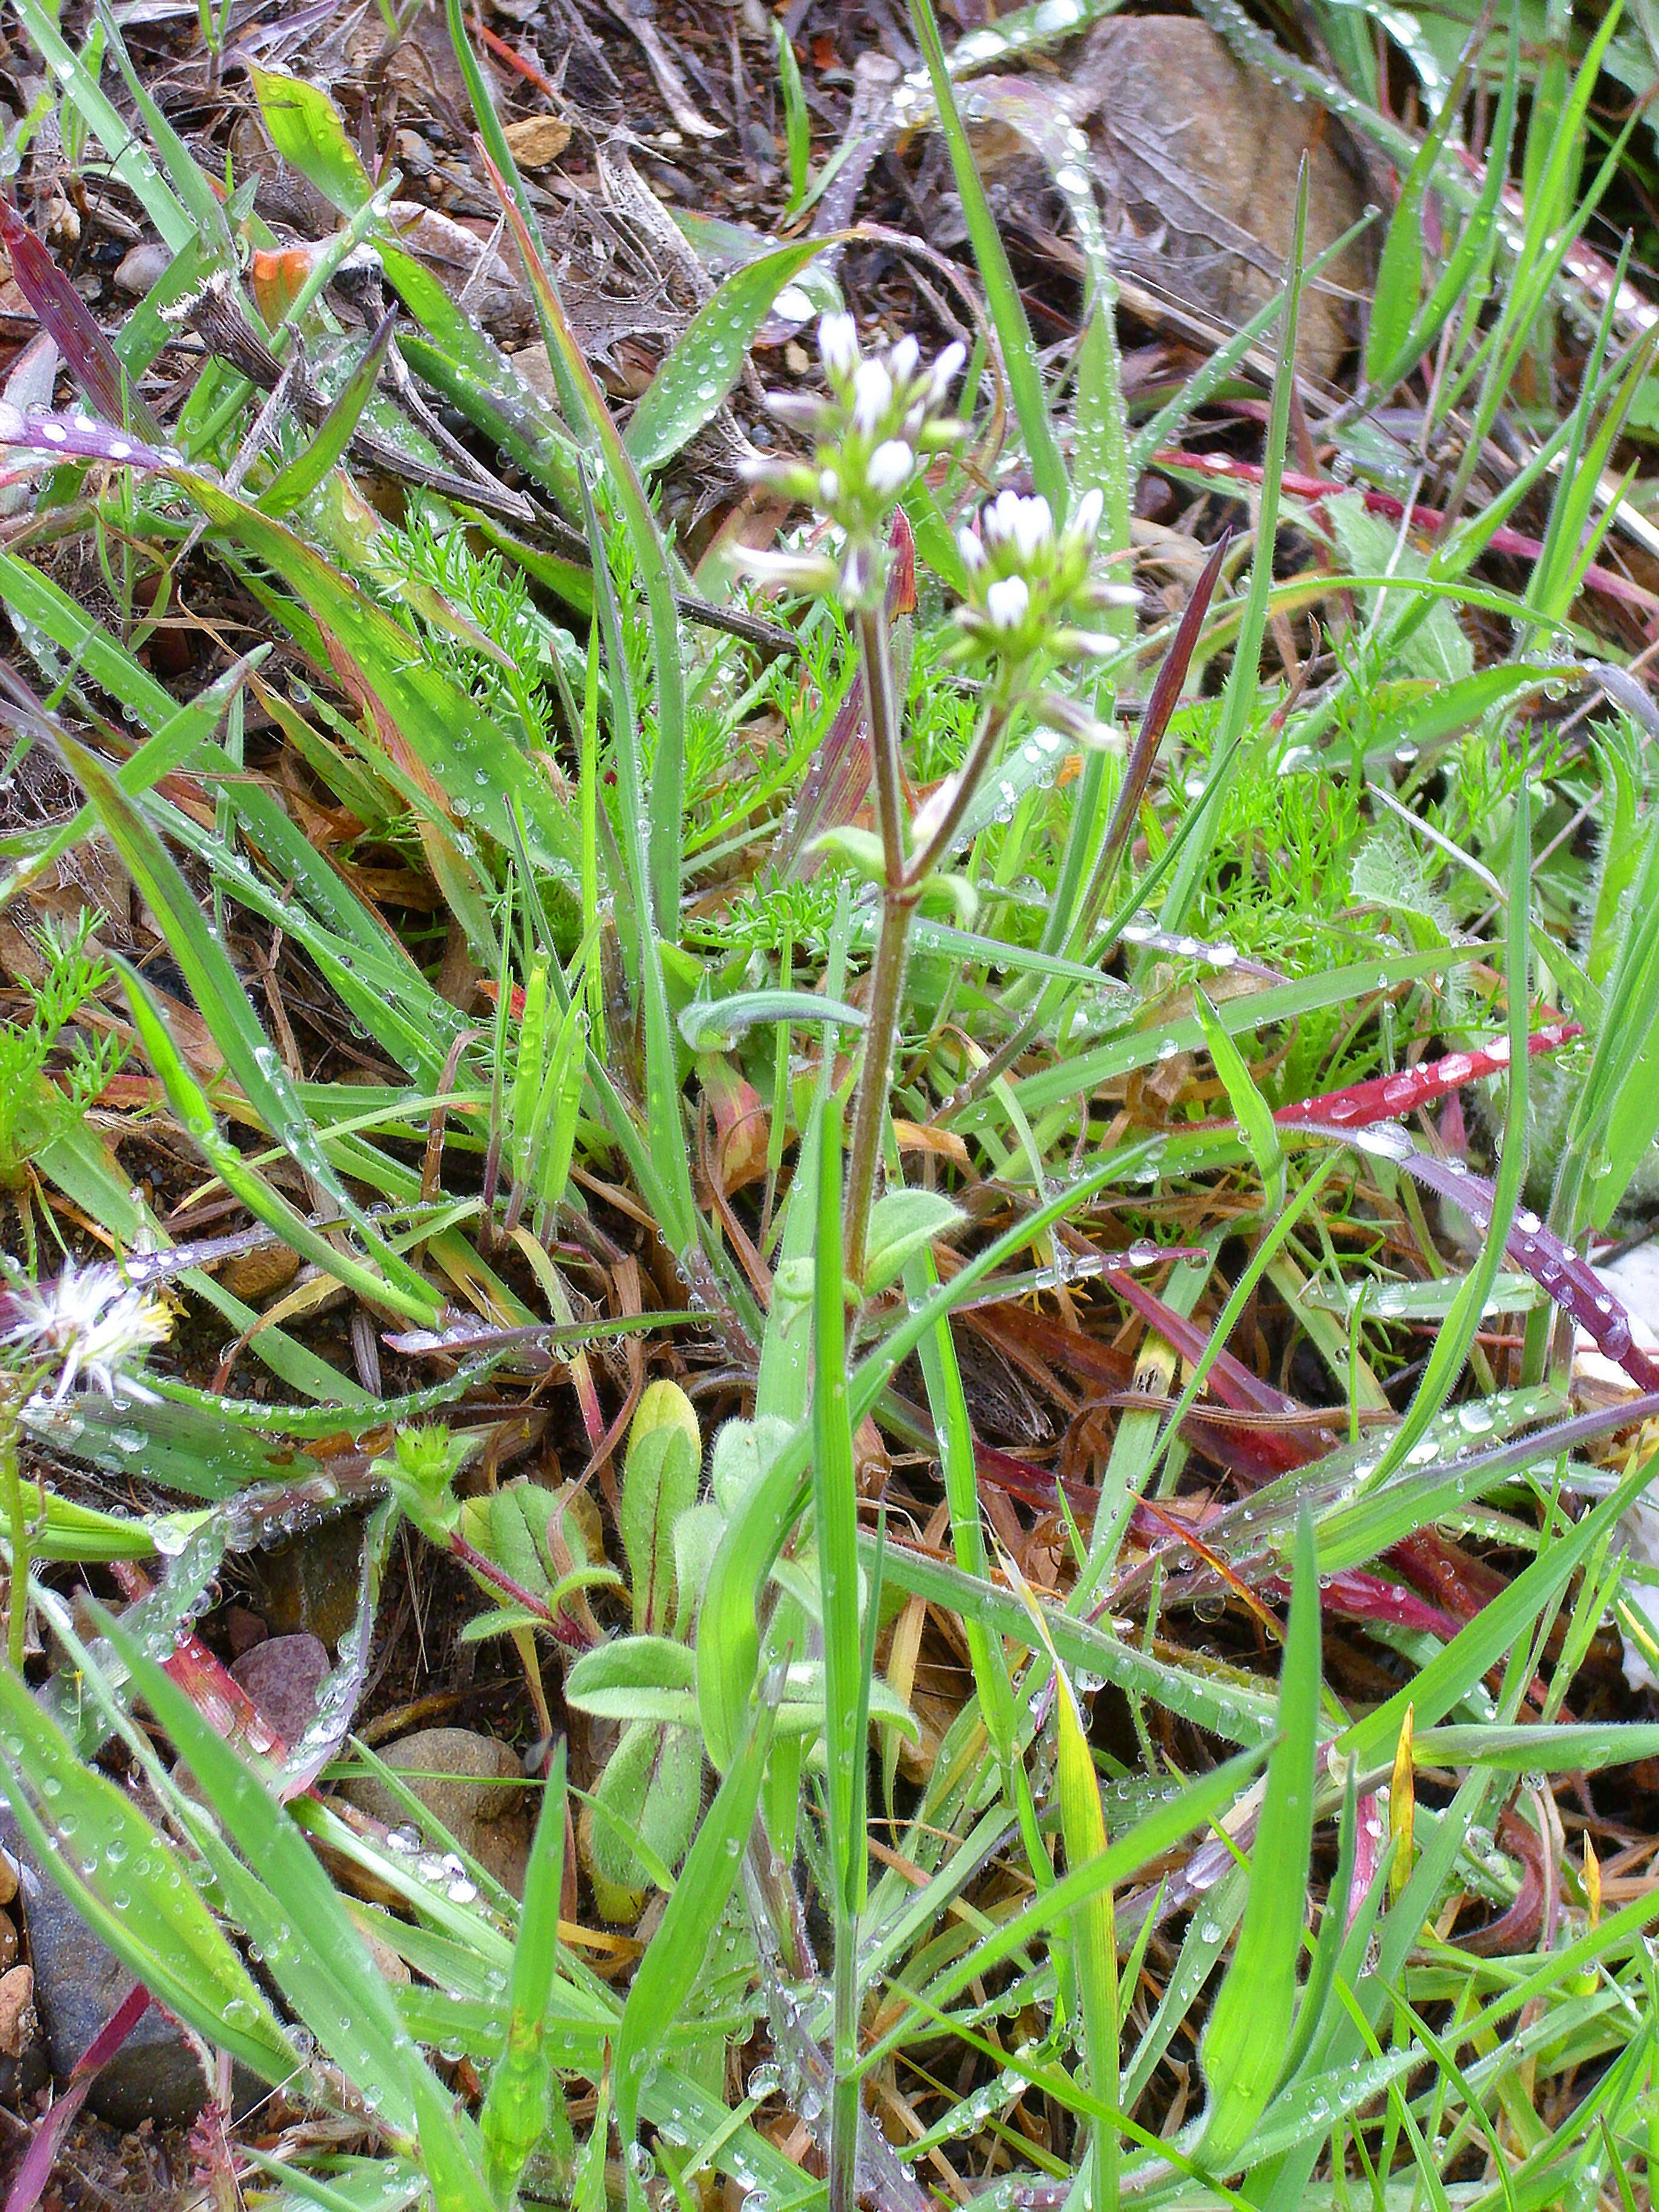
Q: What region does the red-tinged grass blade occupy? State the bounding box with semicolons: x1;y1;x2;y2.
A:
1290;1118;1659;1390
1275;1021;1581;1129
109;1567;287;1764
772;509;916;881
0;401;174;473
1093;532;1230;899
1153;447;1659;618
0;203;161;439
4;1985;152;2212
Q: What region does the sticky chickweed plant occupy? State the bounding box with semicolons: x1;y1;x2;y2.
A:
4;0;1659;2210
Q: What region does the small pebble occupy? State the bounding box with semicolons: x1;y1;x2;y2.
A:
115;242;172;295
0;1910;17;1972
0;1966;35;2060
0;1850;19;1909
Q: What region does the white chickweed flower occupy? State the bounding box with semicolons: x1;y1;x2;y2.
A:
1;1260;171;1403
752;320;968;607
865;439;915;496
985;574;1031;630
951;480;1137;666
851;358;894;434
819;312;859;381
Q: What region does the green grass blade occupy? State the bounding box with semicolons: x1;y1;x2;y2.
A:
1198;1504;1319;2170
905;0;1065;512
626;238;833;471
0;1671;293;2082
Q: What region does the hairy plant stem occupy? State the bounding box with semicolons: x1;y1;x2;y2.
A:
843;597;911;1289
843;888;913;1294
843;608;1017;1287
1;1396;27;1675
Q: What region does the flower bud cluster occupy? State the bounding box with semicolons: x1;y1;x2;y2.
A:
952;486;1138;668
742;314;965;608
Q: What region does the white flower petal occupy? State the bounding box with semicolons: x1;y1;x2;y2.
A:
1071;486;1104;541
956;525;987;572
819;312;859;379
1012;495;1052;563
865;438;914;495
886;335;920;385
985;574;1030;630
928;341;966;404
851;358;894;432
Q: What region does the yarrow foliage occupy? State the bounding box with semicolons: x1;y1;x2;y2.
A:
0;1261;171;1403
742;314;966;608
952;488;1138;669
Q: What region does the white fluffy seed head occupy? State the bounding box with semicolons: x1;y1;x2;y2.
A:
1;1261;170;1402
866;438;914;495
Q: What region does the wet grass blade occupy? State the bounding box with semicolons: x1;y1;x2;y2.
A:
906;0;1065;512
1158;161;1305;931
257;306;397;516
481;1741;566;2205
0;1671;293;2083
1198;1504;1319;2171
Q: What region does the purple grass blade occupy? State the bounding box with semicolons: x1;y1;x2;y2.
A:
0;202;163;441
4;1985;152;2212
0;401;176;474
1287;1117;1659;1391
1094;529;1230;888
1274;1021;1581;1128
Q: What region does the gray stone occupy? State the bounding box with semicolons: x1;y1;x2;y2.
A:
337;1728;531;1898
0;1808;252;2130
230;1634;329;1744
18;1851;208;2129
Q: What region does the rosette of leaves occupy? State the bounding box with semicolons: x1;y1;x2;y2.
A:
566;1382;707;1917
565;1389;919;1917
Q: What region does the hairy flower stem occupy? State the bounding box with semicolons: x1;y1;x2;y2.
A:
843;599;911;1289
843;663;1016;1289
843;890;913;1293
1;1397;27;1674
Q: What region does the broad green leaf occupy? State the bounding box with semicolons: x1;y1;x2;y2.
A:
620;1382;701;1635
1199;1504;1319;2170
860;1187;965;1296
567;1635;699;1714
586;1721;703;1903
613;1696;776;2162
250;66;372;216
626;238;831;470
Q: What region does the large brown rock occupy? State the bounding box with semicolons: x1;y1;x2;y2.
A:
970;16;1372;383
